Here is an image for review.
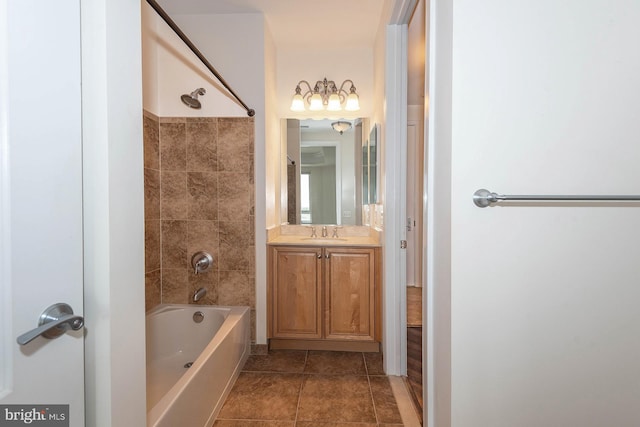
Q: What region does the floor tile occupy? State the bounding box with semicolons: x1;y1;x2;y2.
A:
213;421;294;427
296;423;377;427
363;352;384;375
297;375;376;423
369;376;403;424
304;351;366;375
243;350;307;373
217;372;303;421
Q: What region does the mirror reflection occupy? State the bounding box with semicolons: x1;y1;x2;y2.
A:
285;118;366;225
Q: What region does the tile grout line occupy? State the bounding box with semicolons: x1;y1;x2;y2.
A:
292;350;309;425
364;352;382;426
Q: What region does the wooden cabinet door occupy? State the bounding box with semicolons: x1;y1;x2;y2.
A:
271;247;323;339
324;247;375;341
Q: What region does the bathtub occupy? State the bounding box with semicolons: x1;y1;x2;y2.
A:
146;304;250;427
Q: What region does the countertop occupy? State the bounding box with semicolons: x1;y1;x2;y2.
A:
267;235;381;247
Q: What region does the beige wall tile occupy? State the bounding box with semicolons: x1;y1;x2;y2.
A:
145;269;161;312
144;168;160;220
218;221;252;271
145;219;161;273
189;271;218;305
187;220;219;264
187;118;218;172
219;172;250;222
143;115;159;170
218;118;253;173
218;270;254;307
145;115;255;325
161;171;187;219
160;122;186;171
161;220;188;269
187;172;218;220
162;268;189;304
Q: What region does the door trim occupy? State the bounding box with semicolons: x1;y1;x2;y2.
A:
0;0;11;396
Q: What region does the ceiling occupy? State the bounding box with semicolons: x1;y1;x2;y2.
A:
160;0;388;50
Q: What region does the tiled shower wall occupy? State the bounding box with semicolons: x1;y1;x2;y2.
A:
143;111;256;336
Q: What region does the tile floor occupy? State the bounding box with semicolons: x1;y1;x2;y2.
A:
213;350;409;426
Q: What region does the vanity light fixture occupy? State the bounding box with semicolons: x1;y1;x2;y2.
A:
331;121;352;135
290;77;360;112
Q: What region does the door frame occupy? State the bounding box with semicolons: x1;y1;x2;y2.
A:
0;0;10;396
424;0;453;425
80;1;147;425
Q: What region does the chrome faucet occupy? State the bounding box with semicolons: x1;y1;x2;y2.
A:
191;251;213;275
193;287;207;302
321;226;328;238
310;226;317;238
332;227;341;238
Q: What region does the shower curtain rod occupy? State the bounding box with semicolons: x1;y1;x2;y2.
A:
145;0;256;117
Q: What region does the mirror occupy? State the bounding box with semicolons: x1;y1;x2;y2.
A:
360;123;379;214
285;118;367;225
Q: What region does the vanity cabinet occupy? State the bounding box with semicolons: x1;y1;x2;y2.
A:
268;245;381;351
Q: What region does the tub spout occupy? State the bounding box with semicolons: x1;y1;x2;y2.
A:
193;287;207;302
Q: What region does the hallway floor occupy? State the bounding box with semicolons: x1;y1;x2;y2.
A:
213;350;420;426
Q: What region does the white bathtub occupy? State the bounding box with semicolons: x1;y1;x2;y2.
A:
146;304;250;427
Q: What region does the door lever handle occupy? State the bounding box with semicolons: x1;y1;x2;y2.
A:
17;303;84;346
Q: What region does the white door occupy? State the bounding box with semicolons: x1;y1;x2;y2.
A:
0;0;85;424
441;0;640;426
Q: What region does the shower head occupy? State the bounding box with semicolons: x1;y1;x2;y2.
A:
181;88;206;109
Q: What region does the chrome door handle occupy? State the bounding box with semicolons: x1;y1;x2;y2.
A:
16;303;84;346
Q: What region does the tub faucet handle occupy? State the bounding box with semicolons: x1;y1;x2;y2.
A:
192;251;214;275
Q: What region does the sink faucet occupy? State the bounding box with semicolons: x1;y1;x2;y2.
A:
310;226;317;238
321;226;328;237
332;227;341;238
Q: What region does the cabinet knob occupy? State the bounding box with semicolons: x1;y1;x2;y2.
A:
325;253;330;259
317;253;322;259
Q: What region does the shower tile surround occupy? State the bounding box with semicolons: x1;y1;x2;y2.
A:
143;111;256;338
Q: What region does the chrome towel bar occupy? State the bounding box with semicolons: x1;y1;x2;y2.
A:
473;188;640;208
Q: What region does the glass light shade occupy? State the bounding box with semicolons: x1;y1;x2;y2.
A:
345;92;360;111
326;93;342;111
308;93;324;111
290;93;305;111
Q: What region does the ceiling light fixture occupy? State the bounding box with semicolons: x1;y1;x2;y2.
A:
331;121;352;135
290;77;360;112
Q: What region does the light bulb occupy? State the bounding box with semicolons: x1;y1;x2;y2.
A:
308;93;324;111
345;92;360;111
326;93;342;111
290;93;305;111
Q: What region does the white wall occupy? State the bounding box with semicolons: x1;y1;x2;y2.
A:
262;22;278;343
277;48;374;121
445;1;640;426
142;4;250;117
82;0;146;425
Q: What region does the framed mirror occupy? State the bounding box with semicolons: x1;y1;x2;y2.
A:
367;124;379;204
285;118;367;225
